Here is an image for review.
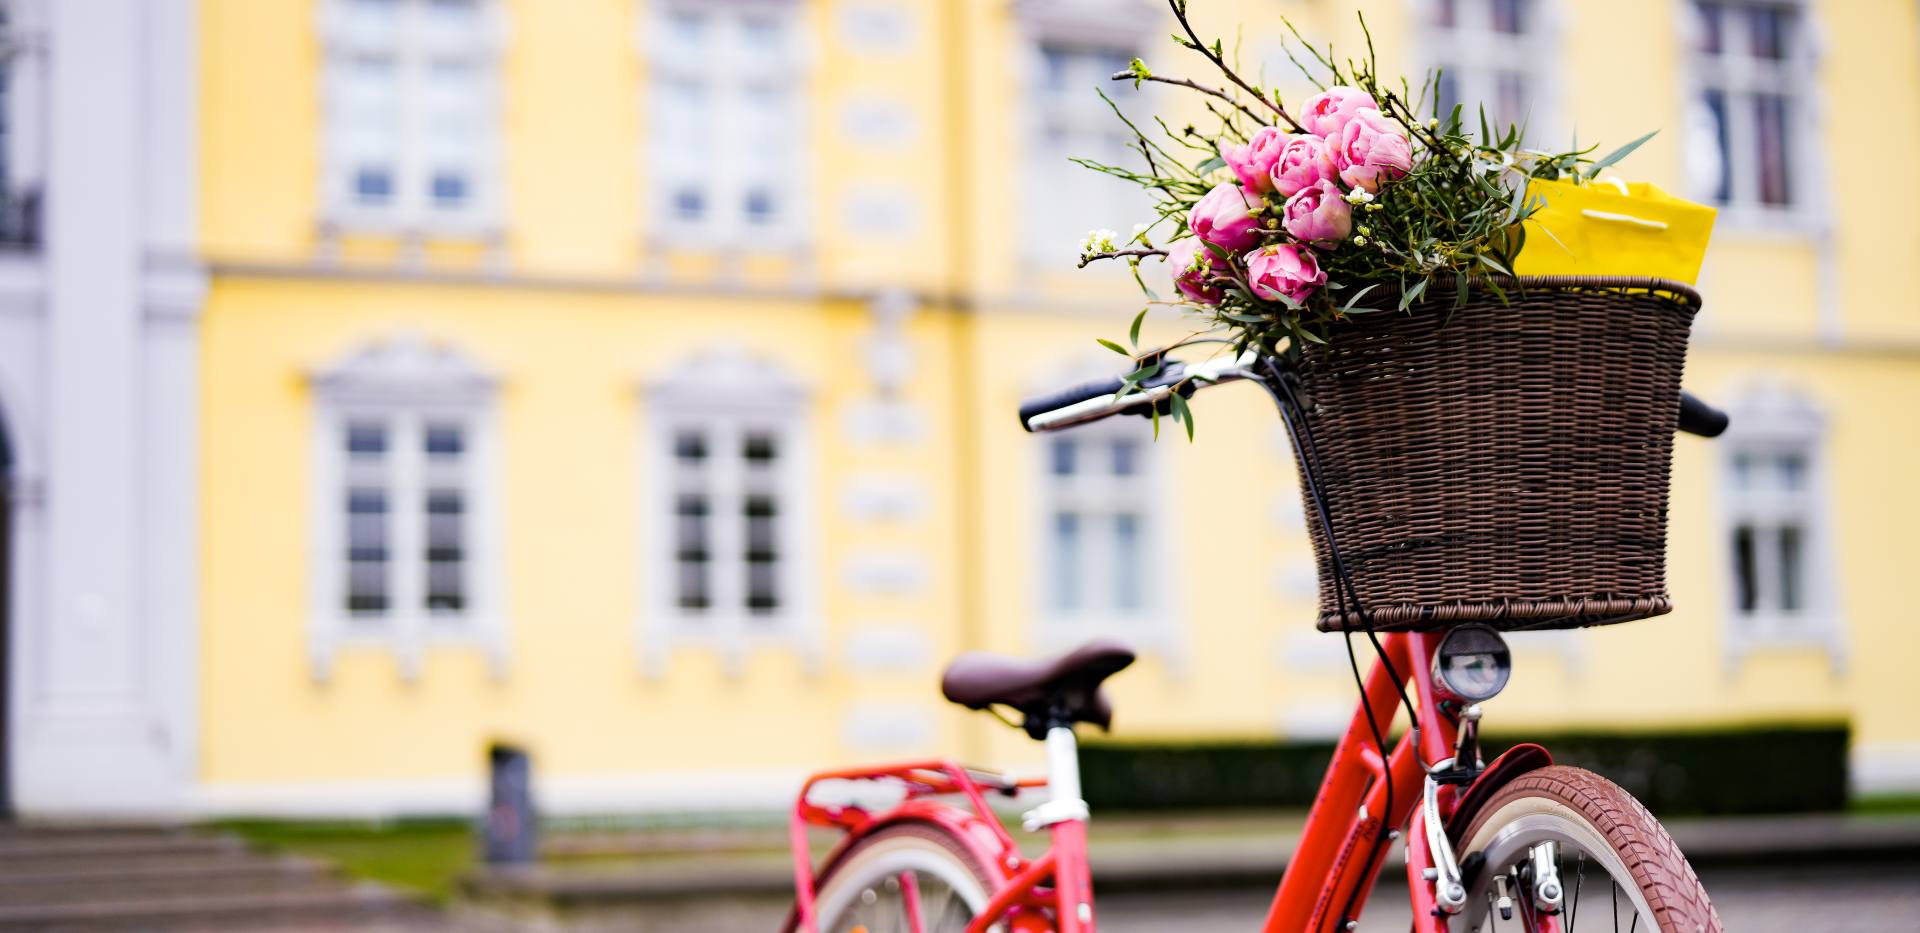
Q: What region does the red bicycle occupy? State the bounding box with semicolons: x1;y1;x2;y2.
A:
786;353;1730;933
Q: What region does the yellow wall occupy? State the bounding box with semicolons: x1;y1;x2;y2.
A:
197;0;1920;803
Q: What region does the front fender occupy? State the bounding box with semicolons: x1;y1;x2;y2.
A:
1445;742;1553;840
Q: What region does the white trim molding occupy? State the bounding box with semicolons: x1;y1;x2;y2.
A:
638;347;822;677
1852;741;1920;797
1715;376;1846;672
307;334;508;682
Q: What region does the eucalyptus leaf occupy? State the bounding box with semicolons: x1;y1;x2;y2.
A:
1586;130;1658;179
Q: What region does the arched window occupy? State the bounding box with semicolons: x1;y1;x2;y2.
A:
1719;379;1842;669
641;349;817;674
309;336;503;679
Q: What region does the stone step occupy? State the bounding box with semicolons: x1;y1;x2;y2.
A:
0;882;427;931
0;852;330;890
0;832;242;862
0;863;345;908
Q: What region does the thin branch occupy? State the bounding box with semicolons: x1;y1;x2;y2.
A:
1080;248;1169;269
1116;72;1268;126
1168;0;1306;133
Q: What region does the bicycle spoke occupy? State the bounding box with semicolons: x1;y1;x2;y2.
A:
1568;852;1584;930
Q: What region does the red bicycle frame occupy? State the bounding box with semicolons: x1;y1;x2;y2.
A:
790;630;1555;933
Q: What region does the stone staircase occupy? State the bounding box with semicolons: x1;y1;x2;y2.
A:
0;824;450;931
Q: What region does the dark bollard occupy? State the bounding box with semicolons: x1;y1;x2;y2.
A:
483;743;537;865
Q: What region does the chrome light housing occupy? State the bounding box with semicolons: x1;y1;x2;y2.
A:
1433;624;1512;702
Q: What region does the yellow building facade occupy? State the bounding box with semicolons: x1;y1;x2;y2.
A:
194;0;1920;815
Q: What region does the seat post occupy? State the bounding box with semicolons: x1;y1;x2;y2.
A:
1023;721;1090;832
1045;725;1083;811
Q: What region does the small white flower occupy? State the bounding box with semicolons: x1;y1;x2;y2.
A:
1343;187;1375;206
1353;235;1369;246
1130;222;1154;247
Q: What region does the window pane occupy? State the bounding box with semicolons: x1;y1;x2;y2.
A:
1494;71;1528;127
1746;4;1790;60
746;560;779;613
745;187;778;226
675;491;710;611
744;494;778;560
425;490;465;612
1050;512;1081;611
1777;524;1804;612
1753;92;1792;206
346;488;389;615
424;423;465;457
354;166;395;205
1114;513;1142;611
1050;438;1076;476
1490;0;1528;34
743;431;779;466
675;493;708;560
1111;439;1139;476
1433;0;1458;28
1694;1;1725;55
1732;524;1758;613
431;170;470;208
1776;452;1807;490
1689;90;1732;204
346;421;388;457
674;429;708;463
665;8;707;48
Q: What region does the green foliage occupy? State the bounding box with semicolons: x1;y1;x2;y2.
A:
219;819;475;904
1080;723;1851;816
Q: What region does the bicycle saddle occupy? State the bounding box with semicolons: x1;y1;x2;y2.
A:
940;639;1136;737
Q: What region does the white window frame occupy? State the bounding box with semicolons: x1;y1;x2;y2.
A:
1679;0;1825;231
308;336;505;681
640;349;819;676
1716;378;1844;671
1413;0;1564;142
639;0;813;253
1014;0;1159;271
316;0;508;237
1029;368;1180;661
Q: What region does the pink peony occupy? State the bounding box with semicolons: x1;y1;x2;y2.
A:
1334;108;1413;192
1270;134;1339;199
1245;244;1326;305
1281;182;1352;244
1187;182;1264;253
1220;126;1288;195
1300;86;1380;139
1166;238;1227;306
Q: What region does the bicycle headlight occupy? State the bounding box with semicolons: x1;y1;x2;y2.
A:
1433;624;1511;702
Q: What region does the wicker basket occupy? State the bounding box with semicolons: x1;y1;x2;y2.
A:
1282;276;1700;633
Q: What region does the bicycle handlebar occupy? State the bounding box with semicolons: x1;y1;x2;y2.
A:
1676;391;1729;438
1018;354;1256;433
1020;355;1731;438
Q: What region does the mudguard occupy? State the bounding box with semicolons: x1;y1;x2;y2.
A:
1445;742;1554;839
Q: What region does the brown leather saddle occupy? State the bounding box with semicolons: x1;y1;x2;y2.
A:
940;639;1136;738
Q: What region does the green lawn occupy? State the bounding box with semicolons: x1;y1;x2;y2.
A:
219;819;476;904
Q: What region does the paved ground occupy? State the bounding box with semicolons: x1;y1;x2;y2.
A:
1096;858;1920;932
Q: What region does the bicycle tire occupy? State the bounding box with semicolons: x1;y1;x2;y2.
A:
1455;765;1722;932
810;821;1002;933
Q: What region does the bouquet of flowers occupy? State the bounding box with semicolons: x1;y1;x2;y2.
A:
1079;0;1655;412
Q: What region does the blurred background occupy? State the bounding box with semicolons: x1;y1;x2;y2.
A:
0;0;1916;928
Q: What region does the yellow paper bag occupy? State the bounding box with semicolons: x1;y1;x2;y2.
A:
1513;177;1717;285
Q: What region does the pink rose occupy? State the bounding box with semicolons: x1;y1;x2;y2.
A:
1334;108;1413;192
1166;238;1226;306
1187;182;1264;253
1220;126;1287;195
1245;244;1326;305
1301;86;1380;139
1282;182;1352;244
1270;134;1339;199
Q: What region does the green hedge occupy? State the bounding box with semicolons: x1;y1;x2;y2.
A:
1080;723;1848;816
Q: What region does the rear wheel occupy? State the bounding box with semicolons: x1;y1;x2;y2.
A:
1453;766;1722;932
812;822;1000;933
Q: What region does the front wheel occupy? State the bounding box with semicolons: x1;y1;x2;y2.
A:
811;822;1000;933
1453;765;1722;932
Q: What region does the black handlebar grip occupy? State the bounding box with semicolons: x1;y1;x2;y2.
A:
1017;377;1129;432
1678;391;1729;438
